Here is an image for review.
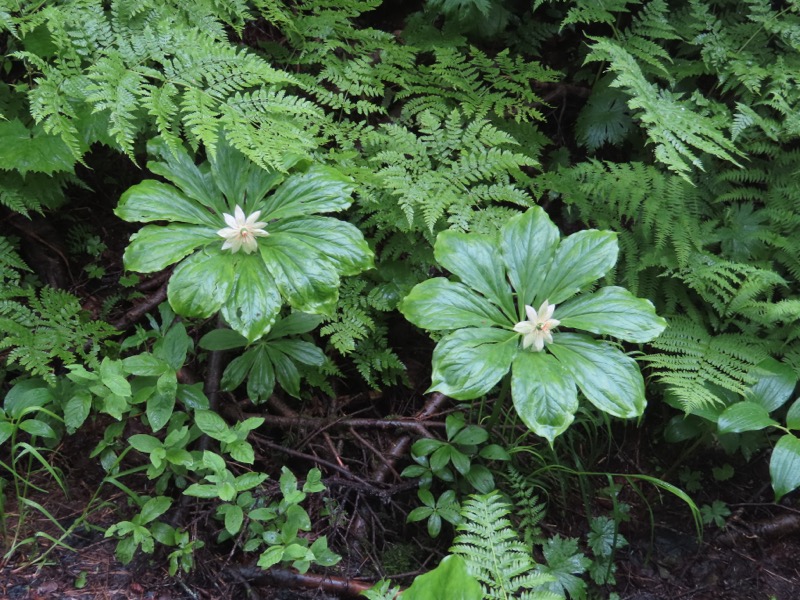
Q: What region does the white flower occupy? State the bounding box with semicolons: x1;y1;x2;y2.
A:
217;205;269;254
513;300;560;352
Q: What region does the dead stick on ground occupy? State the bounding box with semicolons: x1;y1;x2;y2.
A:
350;392;450;541
253;413;446;434
233;566;374;597
111;283;167;330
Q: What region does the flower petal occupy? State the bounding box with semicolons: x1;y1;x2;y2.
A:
525;304;538;322
223;212;237;228
234;205;246;223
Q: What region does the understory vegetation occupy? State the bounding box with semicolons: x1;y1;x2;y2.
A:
1;0;800;598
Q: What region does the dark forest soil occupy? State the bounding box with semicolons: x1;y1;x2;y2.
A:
3;407;800;600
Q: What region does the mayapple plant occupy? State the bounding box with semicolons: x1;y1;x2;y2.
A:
116;137;374;342
399;207;667;442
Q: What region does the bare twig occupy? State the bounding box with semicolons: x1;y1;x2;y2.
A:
350;392;450;540
111;283;167;330
255;413;446;434
251;434;373;487
232;566;374;597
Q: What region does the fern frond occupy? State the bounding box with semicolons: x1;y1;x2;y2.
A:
644;316;767;412
451;492;561;600
586;38;742;180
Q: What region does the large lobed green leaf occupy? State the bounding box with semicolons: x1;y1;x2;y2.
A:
399;279;510;331
259;234;340;315
116;180;220;227
512;351;578;443
548;333;645;419
122;224;218;273
556;286;666;343
538;229;618;306
259;165;355;221
500;206;559;310
168;249;236;318
429;328;518;400
221;253;282;342
435;230;516;321
270;216;374;276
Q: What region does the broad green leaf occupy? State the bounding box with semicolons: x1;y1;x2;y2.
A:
435;230;515;320
429;328;517;400
303;469;324;493
168;249;236;318
718;401;778;434
146;392;175;433
220;349;258;392
116;180;219;227
247;347;276;402
183;483;220;498
745;358;798;412
786;399;800;431
221;253;282;342
199;329;249;351
500;206;560;309
548;333;645;419
556;286;666;343
100;359;131;398
64;392;92;432
5;380;54;419
164;425;190;447
103;394;129;420
400;279;510;331
260;165;354;221
20;418;57;439
202;450;227;473
270;340;325;366
412;438;444;457
464;465;495;494
512;350;578;443
229;440;256;464
147;137;223;212
257;546;285;569
539;230;618;305
270;216;374;276
771;434;800;501
177;383;210;410
403;555;482;600
260;234;339;315
266;347;302;397
0;422;13;446
225;505;244;535
309;537;340;567
122;354;169;377
209;136;280;209
451;426;488;446
122;224;217;273
195;410;235;443
235;472;269;492
156;322;192;370
267;312;323;338
138;496;172;524
128;434;163;453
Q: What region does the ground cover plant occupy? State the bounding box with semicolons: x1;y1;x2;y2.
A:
2;0;800;598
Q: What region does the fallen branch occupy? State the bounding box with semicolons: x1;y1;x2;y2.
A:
111;283;167;330
350;392;450;540
232;566;375;597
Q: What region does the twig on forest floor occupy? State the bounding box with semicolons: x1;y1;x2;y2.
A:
251;434;375;489
252;412;447;434
231;566;374;598
349;392;450;541
716;513;800;546
111;283;167;330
